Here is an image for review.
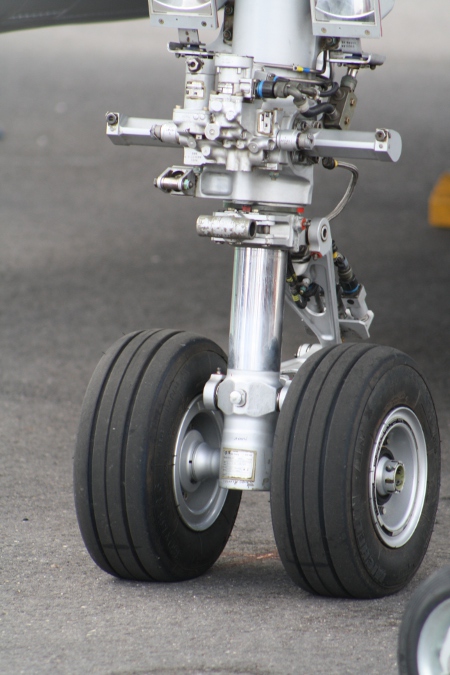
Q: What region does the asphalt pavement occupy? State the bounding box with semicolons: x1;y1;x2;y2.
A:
1;4;450;674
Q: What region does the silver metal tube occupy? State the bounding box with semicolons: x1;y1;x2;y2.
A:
307;128;402;163
232;0;318;68
228;247;286;372
196;215;257;240
107;114;179;147
218;247;287;491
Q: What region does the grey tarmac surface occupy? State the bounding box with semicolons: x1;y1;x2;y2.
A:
1;4;450;674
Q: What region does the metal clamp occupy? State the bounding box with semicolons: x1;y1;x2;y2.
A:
217;376;279;417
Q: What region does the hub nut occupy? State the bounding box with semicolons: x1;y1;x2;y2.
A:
376;456;406;496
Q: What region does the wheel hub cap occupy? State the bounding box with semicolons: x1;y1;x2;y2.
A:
173;395;227;532
418;598;450;674
369;407;427;548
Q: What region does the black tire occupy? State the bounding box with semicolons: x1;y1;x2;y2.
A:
74;329;241;581
271;343;440;598
398;566;450;675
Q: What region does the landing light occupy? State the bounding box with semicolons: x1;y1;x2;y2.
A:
149;0;227;29
310;0;395;39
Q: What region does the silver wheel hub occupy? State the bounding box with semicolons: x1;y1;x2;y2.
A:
418;598;450;674
369;407;427;548
173;395;227;531
375;456;405;496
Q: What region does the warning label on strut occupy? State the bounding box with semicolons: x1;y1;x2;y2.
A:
221;449;256;481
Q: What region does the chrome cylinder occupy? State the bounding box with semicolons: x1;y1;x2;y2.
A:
232;0;318;68
228;247;286;372
219;247;287;491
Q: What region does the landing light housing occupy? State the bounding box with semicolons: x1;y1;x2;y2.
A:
149;0;227;30
310;0;395;39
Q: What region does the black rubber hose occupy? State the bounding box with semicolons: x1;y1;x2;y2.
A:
302;103;335;118
318;82;340;97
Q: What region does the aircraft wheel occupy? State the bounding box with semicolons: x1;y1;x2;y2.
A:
271;343;440;598
398;566;450;675
74;329;241;581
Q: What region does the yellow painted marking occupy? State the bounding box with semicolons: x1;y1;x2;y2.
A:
429;172;450;227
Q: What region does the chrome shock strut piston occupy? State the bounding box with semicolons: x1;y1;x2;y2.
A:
214;245;287;491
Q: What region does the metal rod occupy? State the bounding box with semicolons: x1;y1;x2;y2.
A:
218;246;287;491
228;247;286;372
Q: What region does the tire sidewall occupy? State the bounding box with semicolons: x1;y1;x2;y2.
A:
137;340;240;578
398;566;450;675
351;362;440;592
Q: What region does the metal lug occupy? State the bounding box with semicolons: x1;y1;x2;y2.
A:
155;167;196;195
203;371;225;410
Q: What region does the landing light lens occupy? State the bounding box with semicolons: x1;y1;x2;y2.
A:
151;0;214;15
149;0;226;29
315;0;375;21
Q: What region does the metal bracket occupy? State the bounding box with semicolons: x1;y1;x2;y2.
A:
154;167;197;195
281;343;323;377
203;371;225;410
340;313;374;340
177;28;201;46
286;217;341;348
339;285;374;339
217;375;279;417
196;210;306;250
329;53;384;67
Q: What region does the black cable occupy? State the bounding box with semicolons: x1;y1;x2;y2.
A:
286;256;307;309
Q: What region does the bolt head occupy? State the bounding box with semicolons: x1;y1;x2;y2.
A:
106;113;119;126
230;389;247;407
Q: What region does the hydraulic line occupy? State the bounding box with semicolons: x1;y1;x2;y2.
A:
255;77;338;116
302;102;335;118
332;241;360;297
286;256;307;309
286;255;324;311
316;81;340;97
322;158;359;222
